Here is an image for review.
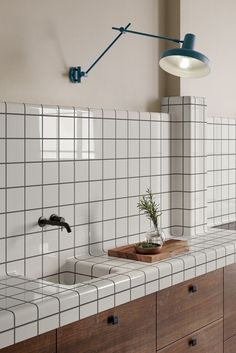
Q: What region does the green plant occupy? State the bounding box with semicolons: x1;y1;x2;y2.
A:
136;242;160;248
137;189;162;229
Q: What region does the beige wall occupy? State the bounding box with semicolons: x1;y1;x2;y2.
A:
2;0;233;114
165;0;180;97
0;0;166;111
180;0;236;117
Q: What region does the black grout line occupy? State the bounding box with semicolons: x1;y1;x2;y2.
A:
194;97;197;236
41;105;44;281
0;170;210;191
220;117;223;225
0;136;214;141
167;98;173;233
181;97;184;236
149;111;151;232
160;112;163;229
101;109;105;254
115;110;118;247
0;110;208;122
0;193;208;219
88;109;91;256
203;102;207;233
162;103;207;107
235;121;236;227
127;111;129;244
4;103;8;275
73;107;76;261
227;121;230;225
57;106;61;286
23;104;26;276
139;111;141;242
0;154;215;167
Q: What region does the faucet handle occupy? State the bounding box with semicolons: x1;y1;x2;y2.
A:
50;214;65;222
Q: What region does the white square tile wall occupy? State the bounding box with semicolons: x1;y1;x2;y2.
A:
207;117;236;226
161;97;207;236
0;102;176;278
0;98;211;279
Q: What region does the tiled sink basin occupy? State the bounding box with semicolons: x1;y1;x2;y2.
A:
43;257;123;286
213;221;236;230
43;271;94;286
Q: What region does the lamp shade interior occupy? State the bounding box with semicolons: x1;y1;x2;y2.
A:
159;48;210;78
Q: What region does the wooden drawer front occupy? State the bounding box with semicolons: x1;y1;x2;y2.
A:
157;269;223;349
224;334;236;353
224;263;236;340
0;331;56;353
57;293;156;353
158;319;223;353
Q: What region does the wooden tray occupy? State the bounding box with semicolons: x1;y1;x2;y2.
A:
108;239;189;263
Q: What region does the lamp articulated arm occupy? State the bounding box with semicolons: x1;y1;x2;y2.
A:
69;23;132;83
69;22;209;83
112;26;183;44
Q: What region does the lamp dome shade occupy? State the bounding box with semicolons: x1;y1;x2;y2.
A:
159;33;210;78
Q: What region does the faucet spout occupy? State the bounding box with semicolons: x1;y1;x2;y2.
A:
38;214;72;233
59;221;72;233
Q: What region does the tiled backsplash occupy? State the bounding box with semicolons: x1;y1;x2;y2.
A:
162;97;207;236
207;117;236;226
0;102;175;279
0;97;221;280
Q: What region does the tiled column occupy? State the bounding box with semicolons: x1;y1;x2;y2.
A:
162;96;207;236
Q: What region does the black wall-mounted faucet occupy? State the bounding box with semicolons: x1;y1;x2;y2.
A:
38;214;72;233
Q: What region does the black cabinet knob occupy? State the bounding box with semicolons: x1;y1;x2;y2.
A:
107;315;119;325
189;285;198;293
189;338;197;347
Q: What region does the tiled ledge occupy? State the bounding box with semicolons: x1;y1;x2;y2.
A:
0;228;236;349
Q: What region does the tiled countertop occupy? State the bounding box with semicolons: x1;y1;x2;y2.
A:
1;228;236;349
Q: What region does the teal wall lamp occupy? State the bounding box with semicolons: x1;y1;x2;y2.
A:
69;23;210;83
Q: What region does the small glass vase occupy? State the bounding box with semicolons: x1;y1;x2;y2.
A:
145;225;166;246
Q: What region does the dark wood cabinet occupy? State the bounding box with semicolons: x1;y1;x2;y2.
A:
157;319;223;353
224;334;236;353
0;331;56;353
223;263;236;353
57;294;156;353
1;266;234;353
224;263;236;341
156;269;223;350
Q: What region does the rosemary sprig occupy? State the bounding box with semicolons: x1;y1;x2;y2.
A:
137;189;162;229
